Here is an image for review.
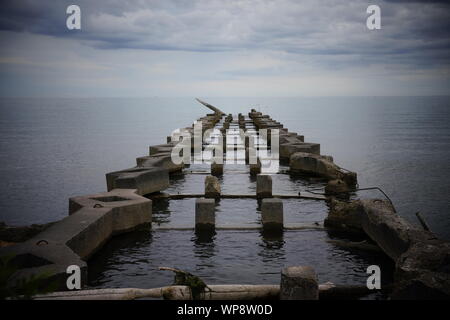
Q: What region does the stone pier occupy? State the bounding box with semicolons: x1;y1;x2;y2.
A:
250;158;262;175
205;175;221;199
261;198;283;231
211;162;224;176
0;189;151;290
106;167;169;196
3;99;445;300
256;174;272;198
195;198;216;231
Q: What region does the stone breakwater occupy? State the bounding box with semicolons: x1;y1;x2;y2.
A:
326;199;450;299
1;101;449;300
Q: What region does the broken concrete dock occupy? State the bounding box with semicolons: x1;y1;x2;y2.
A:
1;99;449;300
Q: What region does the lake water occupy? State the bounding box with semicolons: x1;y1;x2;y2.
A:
0;96;449;295
1;96;449;238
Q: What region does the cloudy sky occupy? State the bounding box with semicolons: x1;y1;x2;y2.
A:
0;0;449;97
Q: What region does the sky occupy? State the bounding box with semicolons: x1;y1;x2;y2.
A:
0;0;449;97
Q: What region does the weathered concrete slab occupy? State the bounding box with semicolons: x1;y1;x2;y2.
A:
393;239;450;299
290;152;356;186
195;198;216;231
279;133;304;145
261;198;283;231
211;162;223;176
359;199;450;299
280;266;319;300
257;174;272;198
205;175;221;199
290;152;339;177
325;179;351;198
324;199;364;234
326;198;425;260
69;189;152;238
106;167;169;195
149;144;174;155
0;189;151;290
136;153;183;173
325;198;450;299
280;143;320;160
360;199;417;261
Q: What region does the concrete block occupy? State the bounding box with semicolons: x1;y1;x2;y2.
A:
149;144;173;155
393;240;450;299
325;179;351;199
289;152;356;183
346;198;450;299
280;266;319;300
136;153;183;173
195;198;215;231
106;167;169;195
360;199;419;261
69;189;152;237
261;198;283;231
324;199;364;234
279;134;304;145
211;162;223;176
0;189;151;290
256;174;272;198
250;158;261;175
205;175;221;199
280;142;320;160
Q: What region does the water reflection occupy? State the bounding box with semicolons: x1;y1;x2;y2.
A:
258;229;286;263
168;173;187;188
151;198;170;225
88;227;153;287
248;173;257;185
192;231;216;268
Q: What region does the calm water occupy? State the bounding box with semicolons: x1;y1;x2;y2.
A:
87;228;394;296
85;167;395;294
0;96;449;294
1;96;449;237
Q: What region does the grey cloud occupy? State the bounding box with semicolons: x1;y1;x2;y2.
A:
0;0;449;68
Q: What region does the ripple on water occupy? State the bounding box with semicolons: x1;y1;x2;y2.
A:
88;229;394;295
152;198;328;227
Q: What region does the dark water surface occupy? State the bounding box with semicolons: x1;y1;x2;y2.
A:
1;96;449;237
88;228;394;294
0;96;449;293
